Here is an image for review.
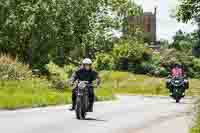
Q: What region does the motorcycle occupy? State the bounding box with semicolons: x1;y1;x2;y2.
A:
170;77;185;103
75;81;91;120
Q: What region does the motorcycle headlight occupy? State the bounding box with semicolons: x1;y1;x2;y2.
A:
78;82;87;89
175;80;180;84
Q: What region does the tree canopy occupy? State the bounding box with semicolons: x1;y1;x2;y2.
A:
176;0;200;23
0;0;143;70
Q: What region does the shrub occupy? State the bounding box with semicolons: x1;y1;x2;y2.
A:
47;62;70;90
64;64;77;78
192;58;200;72
47;62;68;80
94;53;114;71
0;55;32;80
112;39;151;71
143;47;153;61
113;40;145;63
134;62;154;74
158;67;168;77
159;48;200;78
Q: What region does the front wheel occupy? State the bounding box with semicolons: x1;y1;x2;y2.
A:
172;88;181;103
75;97;86;120
175;94;181;103
176;98;180;103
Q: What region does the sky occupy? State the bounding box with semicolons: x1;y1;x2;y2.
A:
135;0;197;41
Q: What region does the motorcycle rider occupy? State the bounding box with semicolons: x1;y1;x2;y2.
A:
171;64;184;78
166;63;189;94
69;58;101;112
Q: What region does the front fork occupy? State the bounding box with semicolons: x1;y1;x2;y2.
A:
77;89;89;111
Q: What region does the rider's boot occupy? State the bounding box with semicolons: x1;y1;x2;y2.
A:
69;101;76;111
88;103;93;112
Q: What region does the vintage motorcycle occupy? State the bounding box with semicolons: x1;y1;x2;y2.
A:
75;81;91;120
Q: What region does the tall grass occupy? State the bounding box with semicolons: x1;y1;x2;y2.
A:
191;103;200;133
100;71;200;96
0;79;71;110
0;55;32;80
0;56;72;110
100;71;168;95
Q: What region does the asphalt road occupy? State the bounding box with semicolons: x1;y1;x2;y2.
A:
0;96;196;133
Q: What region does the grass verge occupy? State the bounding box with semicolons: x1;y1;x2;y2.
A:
0;79;71;110
100;71;200;96
191;101;200;133
1;71;199;110
0;78;115;110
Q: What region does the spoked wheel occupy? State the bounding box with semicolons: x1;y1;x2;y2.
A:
75;97;86;120
81;109;86;119
76;98;81;119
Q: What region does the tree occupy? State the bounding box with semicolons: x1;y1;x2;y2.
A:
112;39;147;70
0;0;143;71
108;0;143;37
170;30;194;53
176;0;200;23
176;0;200;57
0;0;113;69
0;0;74;70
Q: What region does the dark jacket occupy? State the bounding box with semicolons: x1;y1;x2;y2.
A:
70;68;100;85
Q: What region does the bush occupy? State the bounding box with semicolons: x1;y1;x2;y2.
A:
143;47;153;60
112;39;152;71
134;62;155;74
128;52;160;75
94;53;114;71
47;62;68;80
157;67;168;77
47;62;70;90
192;58;200;72
64;64;77;78
113;40;145;62
159;48;200;78
0;55;32;80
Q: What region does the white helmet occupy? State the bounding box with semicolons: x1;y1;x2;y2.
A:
82;58;92;65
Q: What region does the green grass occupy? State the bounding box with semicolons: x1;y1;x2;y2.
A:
191;102;200;133
100;71;200;96
0;79;71;110
1;71;200;110
0;78;115;110
100;71;168;95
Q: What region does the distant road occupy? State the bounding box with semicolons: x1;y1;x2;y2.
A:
0;96;196;133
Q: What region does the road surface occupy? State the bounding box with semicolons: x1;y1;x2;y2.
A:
0;96;196;133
